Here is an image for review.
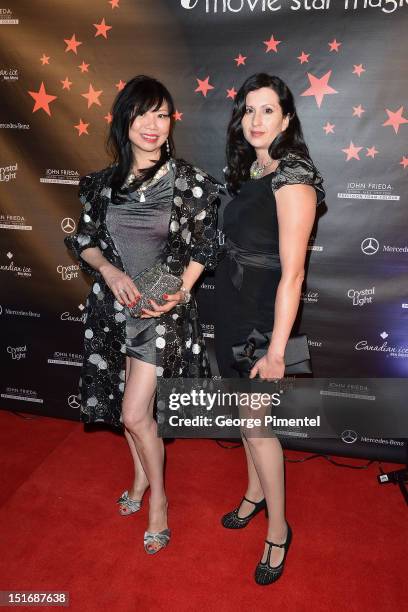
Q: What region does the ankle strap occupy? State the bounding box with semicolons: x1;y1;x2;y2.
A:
243;496;263;505
265;539;285;548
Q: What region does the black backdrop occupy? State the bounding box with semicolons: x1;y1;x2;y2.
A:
1;0;408;461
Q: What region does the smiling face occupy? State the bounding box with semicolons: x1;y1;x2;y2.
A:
241;87;289;158
128;101;171;160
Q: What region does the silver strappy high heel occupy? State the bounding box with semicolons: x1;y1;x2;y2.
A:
116;490;142;516
143;529;171;554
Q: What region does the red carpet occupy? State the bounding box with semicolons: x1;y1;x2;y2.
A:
0;409;406;612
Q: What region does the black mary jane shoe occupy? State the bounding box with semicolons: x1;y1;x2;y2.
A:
254;523;292;585
221;496;267;529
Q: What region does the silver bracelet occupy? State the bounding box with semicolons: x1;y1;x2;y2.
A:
180;286;191;304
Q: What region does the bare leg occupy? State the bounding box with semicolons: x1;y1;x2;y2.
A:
244;435;287;567
121;357;168;548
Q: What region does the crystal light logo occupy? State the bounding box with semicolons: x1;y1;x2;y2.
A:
61;217;76;234
40;169;80;185
0;68;18;81
361;237;379;255
347;287;375;306
60;304;86;323
0;252;31;277
338;181;400;201
355;331;408;359
7;345;27;360
0;8;19;24
0;163;17;182
57;264;79;280
0;212;32;231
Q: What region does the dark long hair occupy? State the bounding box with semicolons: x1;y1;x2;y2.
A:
226;73;310;194
108;75;175;202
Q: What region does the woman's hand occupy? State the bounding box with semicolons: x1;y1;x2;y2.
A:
249;353;285;381
140;291;184;319
99;263;140;307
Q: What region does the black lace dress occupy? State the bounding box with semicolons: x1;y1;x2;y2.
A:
214;153;325;377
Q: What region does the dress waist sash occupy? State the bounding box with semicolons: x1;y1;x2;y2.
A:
221;237;281;291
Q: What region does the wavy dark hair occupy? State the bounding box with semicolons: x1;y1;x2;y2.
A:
108;75;175;203
226;73;310;194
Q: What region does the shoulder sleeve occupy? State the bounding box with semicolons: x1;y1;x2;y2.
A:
271;154;325;206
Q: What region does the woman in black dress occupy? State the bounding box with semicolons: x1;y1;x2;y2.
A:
66;76;219;554
214;74;324;584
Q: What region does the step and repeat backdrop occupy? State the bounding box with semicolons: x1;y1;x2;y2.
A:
1;0;407;460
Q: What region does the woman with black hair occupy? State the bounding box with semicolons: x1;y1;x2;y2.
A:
65;75;220;555
214;74;324;584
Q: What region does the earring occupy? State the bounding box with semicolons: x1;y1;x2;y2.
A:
166;139;171;156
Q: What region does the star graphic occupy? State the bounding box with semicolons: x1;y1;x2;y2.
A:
40;54;50;65
61;77;72;90
81;84;103;108
195;76;214;97
264;34;281;53
234;54;247;67
78;61;90;73
297;51;310;64
109;0;120;8
323;122;335;134
94;18;112;39
226;87;237;100
301;70;338;108
64;34;82;55
400;156;408;169
28;82;57;116
382;106;408;134
353;64;366;77
328;39;342;52
366;146;378;158
173;110;183;121
352;104;365;118
115;80;126;91
104;112;113;124
342;141;363;161
74;119;89;136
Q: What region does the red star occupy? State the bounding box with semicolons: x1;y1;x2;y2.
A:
115;79;126;91
104;112;113;124
226;87;237;100
382;106;408;134
40;54;50;65
195;76;214;97
64;34;82;55
353;64;366;77
366;146;379;158
81;84;103;108
263;34;281;53
109;0;120;7
328;39;342;52
234;54;247;67
400;156;408;169
74;119;89;136
323;122;335;134
301;70;338;108
352;104;365;118
173;110;183;121
94;18;112;39
78;61;90;73
28;82;57;116
342;141;363;161
61;77;72;90
297;51;310;64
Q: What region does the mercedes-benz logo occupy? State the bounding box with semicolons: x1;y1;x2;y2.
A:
61;217;76;234
361;237;379;255
341;429;358;444
67;394;80;409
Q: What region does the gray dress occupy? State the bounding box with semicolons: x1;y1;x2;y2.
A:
106;166;175;364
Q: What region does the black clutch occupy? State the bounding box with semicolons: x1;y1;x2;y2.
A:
232;328;312;376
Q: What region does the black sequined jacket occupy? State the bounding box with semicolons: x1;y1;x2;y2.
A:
65;158;221;429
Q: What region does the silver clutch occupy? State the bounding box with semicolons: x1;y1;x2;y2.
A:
128;263;183;318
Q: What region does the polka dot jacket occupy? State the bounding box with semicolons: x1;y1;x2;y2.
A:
65;159;221;428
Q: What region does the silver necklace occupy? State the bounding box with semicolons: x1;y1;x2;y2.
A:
250;158;275;180
126;161;170;202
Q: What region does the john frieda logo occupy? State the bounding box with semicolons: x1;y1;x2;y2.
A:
341;429;358;444
361;237;379;255
61;217;76;234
